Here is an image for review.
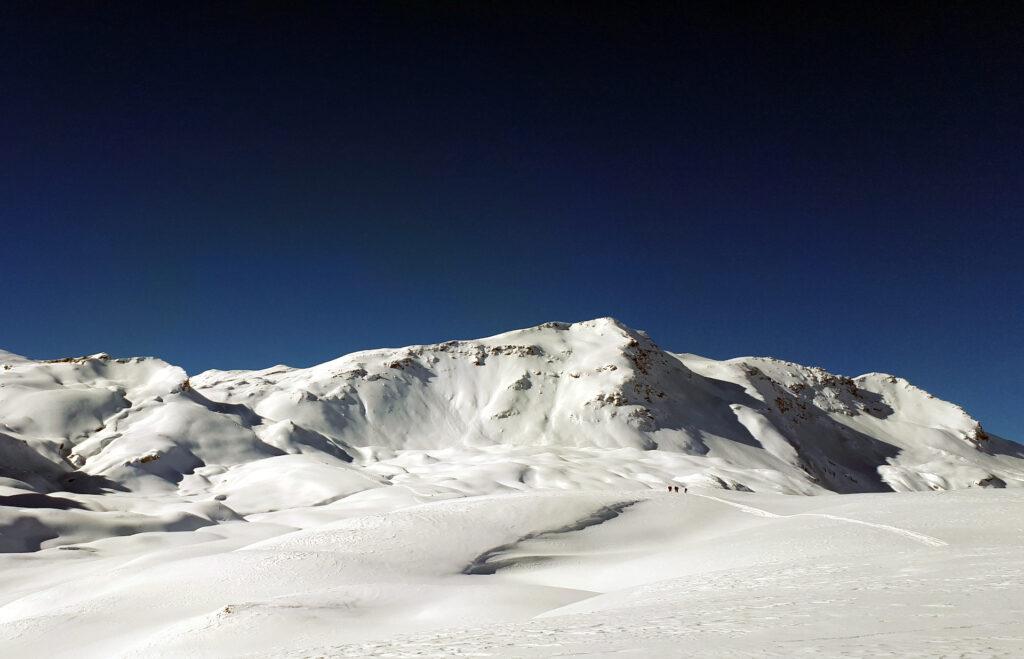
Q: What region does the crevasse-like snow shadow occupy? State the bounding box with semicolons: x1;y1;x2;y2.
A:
462;500;640;575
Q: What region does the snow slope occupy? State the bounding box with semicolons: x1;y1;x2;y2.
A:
1;320;1022;656
0;488;1021;657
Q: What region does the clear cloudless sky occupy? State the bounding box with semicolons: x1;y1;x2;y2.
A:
2;3;1021;440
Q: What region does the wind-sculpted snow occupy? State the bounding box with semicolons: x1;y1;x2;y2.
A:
463;499;640;574
0;318;1021;552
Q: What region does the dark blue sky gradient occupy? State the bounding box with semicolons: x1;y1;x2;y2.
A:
2;3;1022;440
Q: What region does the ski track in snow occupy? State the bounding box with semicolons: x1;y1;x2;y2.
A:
691;492;949;547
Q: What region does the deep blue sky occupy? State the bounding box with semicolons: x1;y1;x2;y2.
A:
2;4;1021;440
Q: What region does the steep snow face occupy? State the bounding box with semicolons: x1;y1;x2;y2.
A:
0;318;1021;512
675;354;1024;493
193;317;740;453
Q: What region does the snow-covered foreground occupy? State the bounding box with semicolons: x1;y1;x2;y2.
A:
1;487;1021;657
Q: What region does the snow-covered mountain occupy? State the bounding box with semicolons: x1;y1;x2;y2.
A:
1;318;1020;510
2;320;1023;656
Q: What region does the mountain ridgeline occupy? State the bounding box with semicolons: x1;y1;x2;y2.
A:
1;318;1021;498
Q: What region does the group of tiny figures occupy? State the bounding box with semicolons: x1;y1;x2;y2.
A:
667;485;687;494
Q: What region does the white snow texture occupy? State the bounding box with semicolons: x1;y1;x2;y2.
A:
0;318;1021;657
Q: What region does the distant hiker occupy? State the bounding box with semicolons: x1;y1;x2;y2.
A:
673;486;679;493
667;485;673;493
683;487;687;494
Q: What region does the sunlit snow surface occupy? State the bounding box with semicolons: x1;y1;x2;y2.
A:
1;488;1022;657
0;320;1022;656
